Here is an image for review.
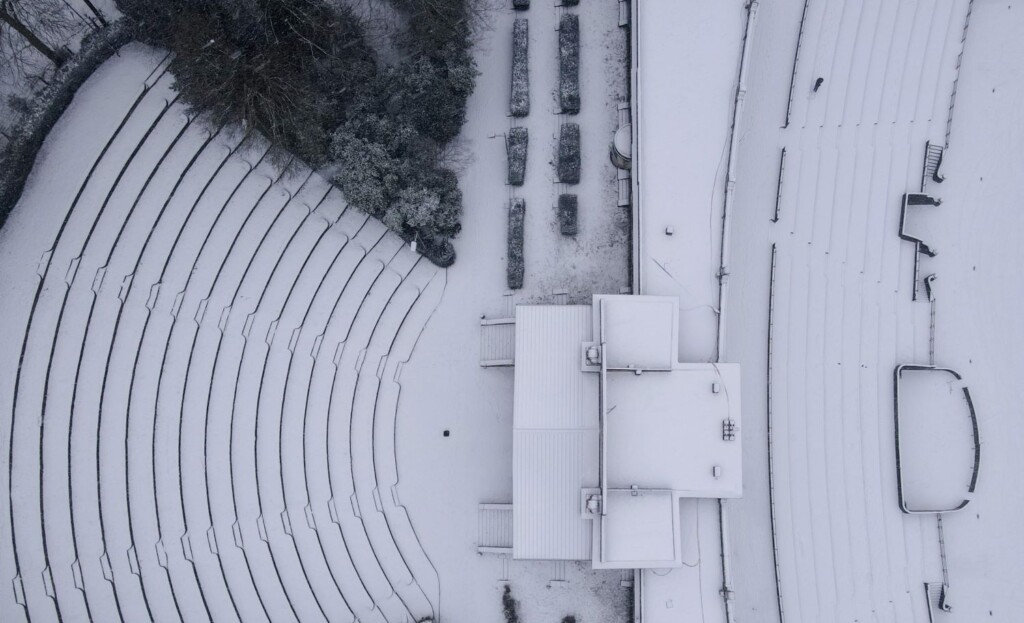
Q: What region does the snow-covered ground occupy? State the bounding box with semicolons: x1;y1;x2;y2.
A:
914;1;1024;616
0;0;633;620
4;0;1024;621
724;0;1024;620
396;1;632;620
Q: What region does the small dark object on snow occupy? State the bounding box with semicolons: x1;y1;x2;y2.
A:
502;584;521;623
562;617;578;623
563;0;579;6
813;77;824;92
558;13;580;113
507;127;528;185
510;19;529;116
513;0;529;9
558;123;581;184
558;194;578;236
443;430;450;437
507;198;526;289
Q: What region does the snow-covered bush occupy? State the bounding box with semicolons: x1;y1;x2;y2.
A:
558;193;578;235
502;584;521;623
120;0;478;267
557;122;580;183
558;13;580;114
507;198;526;289
510;18;529;117
513;0;530;9
507;126;528;186
0;21;131;227
563;0;579;6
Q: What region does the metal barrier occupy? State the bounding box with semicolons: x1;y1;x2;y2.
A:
766;243;785;623
784;0;812;128
945;0;975;148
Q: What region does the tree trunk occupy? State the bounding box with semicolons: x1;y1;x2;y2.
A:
80;0;107;26
0;6;69;66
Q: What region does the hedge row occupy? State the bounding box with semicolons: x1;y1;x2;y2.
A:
557;122;580;183
510;18;529;117
558;193;577;236
507;197;525;289
0;21;132;230
558;13;580;114
513;0;529;12
507;126;528;186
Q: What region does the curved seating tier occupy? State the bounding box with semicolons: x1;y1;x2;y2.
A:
769;1;969;620
1;46;444;623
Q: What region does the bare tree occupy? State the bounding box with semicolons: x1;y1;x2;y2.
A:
0;0;74;67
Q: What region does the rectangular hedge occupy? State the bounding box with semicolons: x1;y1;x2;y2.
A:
507;126;528;186
510;18;529;117
557;123;580;184
507;197;526;289
513;0;529;10
558;13;580;114
558;193;577;236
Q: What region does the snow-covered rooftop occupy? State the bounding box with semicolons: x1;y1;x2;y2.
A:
511;296;741;567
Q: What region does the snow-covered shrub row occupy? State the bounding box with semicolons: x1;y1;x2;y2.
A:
0;21;131;227
558;193;578;235
558;13;580;114
507;198;526;289
510;18;529;117
558;122;581;183
513;0;529;10
563;0;579;6
507;126;528;186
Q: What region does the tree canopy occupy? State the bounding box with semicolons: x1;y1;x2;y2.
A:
117;0;476;265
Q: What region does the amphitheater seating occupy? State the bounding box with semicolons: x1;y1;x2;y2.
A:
1;46;444;622
768;1;969;621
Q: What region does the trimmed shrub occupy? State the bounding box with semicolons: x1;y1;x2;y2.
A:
563;0;579;5
507;198;525;289
0;21;132;228
558;13;580;113
513;0;530;8
502;584;520;623
557;123;580;184
510;18;529;117
558;193;577;236
419;236;456;268
507;126;528;186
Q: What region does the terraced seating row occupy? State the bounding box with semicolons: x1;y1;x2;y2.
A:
2;47;444;622
789;0;964;130
768;2;970;620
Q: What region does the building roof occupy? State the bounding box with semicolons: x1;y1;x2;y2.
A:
510;296;742;566
512;305;598;560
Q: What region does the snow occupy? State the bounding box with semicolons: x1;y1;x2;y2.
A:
907;2;1024;617
895;366;977;513
4;0;1021;620
720;0;1007;621
395;0;631;619
633;0;747;364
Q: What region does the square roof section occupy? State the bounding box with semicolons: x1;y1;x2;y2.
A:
595;295;678;370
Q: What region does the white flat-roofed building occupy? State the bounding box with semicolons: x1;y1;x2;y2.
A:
509;295;741;569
